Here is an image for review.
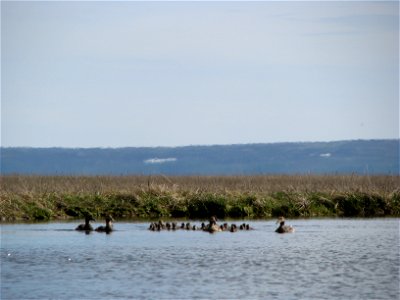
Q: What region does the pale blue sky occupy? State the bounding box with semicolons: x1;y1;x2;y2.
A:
2;1;399;147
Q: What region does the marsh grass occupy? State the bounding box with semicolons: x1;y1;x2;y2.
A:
1;175;399;221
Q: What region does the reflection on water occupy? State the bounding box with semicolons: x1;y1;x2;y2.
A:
1;219;399;299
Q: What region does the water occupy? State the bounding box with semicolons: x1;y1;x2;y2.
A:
1;219;399;299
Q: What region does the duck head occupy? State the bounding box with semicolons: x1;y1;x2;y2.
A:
276;216;285;226
105;216;114;226
209;216;217;225
85;215;95;223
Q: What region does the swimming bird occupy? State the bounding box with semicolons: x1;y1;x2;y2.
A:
149;222;156;230
75;215;95;231
158;220;165;230
230;224;238;232
204;216;221;233
275;217;295;233
172;222;177;230
201;222;206;230
95;216;114;233
208;224;221;233
209;216;217;226
166;222;171;230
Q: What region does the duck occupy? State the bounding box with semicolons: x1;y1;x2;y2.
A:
95;216;114;233
200;222;206;230
158;220;165;230
172;222;177;230
275;217;295;233
149;222;156;231
75;215;95;231
230;224;238;232
209;216;217;226
204;216;221;233
208;223;221;233
166;222;171;230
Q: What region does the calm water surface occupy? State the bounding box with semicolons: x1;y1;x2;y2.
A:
1;219;399;299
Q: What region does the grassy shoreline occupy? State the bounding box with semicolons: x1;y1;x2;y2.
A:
1;175;399;221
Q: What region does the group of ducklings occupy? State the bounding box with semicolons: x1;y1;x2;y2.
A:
75;215;114;233
148;220;253;233
150;216;295;233
75;215;295;234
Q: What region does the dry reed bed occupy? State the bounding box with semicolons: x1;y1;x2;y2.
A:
1;175;399;221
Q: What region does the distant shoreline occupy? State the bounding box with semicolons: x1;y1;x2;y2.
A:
1;140;398;175
1;175;399;221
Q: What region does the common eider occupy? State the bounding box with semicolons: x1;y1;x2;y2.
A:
95;216;114;233
275;217;295;233
76;215;95;231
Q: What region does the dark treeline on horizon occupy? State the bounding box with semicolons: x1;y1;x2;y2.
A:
1;139;398;175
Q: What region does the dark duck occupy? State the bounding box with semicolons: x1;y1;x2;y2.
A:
275;217;295;233
76;215;95;232
96;216;114;233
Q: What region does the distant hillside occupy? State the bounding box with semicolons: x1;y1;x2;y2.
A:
1;140;398;175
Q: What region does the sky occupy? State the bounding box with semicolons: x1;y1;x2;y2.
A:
1;1;399;148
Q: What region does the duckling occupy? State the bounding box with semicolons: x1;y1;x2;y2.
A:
172;222;177;230
158;220;165;230
201;222;206;230
219;223;228;231
240;223;253;230
275;217;295;234
76;215;95;231
166;222;171;230
149;222;159;231
95;216;114;233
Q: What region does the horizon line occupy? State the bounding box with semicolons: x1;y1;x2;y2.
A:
1;138;398;150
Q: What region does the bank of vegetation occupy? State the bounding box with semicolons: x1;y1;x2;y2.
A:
1;175;399;221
